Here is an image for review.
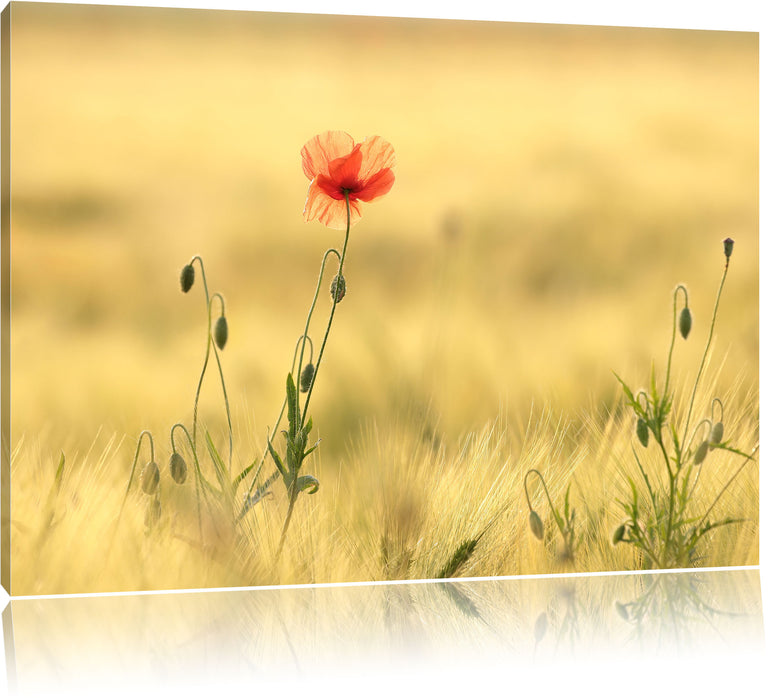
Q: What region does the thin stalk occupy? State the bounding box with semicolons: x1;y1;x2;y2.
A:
191;255;212;455
301;192;352;427
524;469;563;530
664;285;688;398
680;262;730;454
209;294;233;470
696;445;758;526
295;250;341;403
244;333;315;501
118;430;154;521
277;192;352;560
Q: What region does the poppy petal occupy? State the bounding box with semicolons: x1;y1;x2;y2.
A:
327;146;365;192
304;178;363;229
355;167;395;202
356;136;396;182
301;131;355;180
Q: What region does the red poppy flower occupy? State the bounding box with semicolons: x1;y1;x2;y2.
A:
302;131;396;229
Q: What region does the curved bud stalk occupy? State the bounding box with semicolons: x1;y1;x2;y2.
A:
614;239;755;569
523;469;576;561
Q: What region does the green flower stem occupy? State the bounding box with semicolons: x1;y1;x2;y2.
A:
209;294;233;469
663;285;688;398
680;261;730;454
300;191;352;428
295;249;341;400
188;255;232;473
120;430;154;511
113;430;155;546
524;469;562;530
696;444;758;525
190;255;212;456
277;192;352;561
243;333;315;503
171;422;206;545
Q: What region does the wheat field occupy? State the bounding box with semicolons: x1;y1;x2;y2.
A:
6;5;758;594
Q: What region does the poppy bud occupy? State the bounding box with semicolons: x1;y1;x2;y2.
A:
330;274;346;303
693;440;709;465
214;315;228;350
636;418;649;448
723;237;734;260
300;363;315;393
615;602;630;621
710;421;724;448
169;452;187;484
679;306;692;339
612;523;626;545
529;510;544;541
180;264;195;293
145;497;161;528
534;613;548;643
140;461;160;494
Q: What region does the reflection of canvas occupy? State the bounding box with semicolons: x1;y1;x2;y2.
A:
1;3;759;595
4;569;764;694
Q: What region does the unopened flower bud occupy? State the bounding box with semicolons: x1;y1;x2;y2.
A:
710;421;724;448
534;613;548;643
214;315;228;350
140;461;160;494
679;306;692;340
612;523;626;545
145;497;161;528
300;363;315;393
169;452;187;484
723;237;734;260
636;418;649;448
180;264;195;293
693;440;709;465
529;510;544;541
330;274;346;303
615;602;630;621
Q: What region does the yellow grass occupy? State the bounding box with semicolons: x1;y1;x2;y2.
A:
7;5;758;594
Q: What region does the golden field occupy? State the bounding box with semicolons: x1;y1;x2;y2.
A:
6;4;758;594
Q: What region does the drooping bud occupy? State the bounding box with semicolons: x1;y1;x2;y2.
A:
140;461;160;494
710;421;724;449
723;237;734;260
636;418;649;448
180;264;195;293
693;440;709;465
330;274;346;303
533;613;548;643
300;363;315;393
145;497;161;528
214;315;228;350
679;306;692;340
615;602;630;622
169;452;187;484
612;523;626;545
529;510;544;541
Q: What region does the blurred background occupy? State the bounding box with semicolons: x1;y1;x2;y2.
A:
9;5;758;515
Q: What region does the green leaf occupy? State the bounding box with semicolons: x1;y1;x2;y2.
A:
286;373;299;437
232;458;257;492
303;437;322;459
205;430;230;494
295;474;319;494
267;436;287;477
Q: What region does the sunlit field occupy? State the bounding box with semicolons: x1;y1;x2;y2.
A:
6;5;758;594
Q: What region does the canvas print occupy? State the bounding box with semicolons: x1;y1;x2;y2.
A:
1;3;759;595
